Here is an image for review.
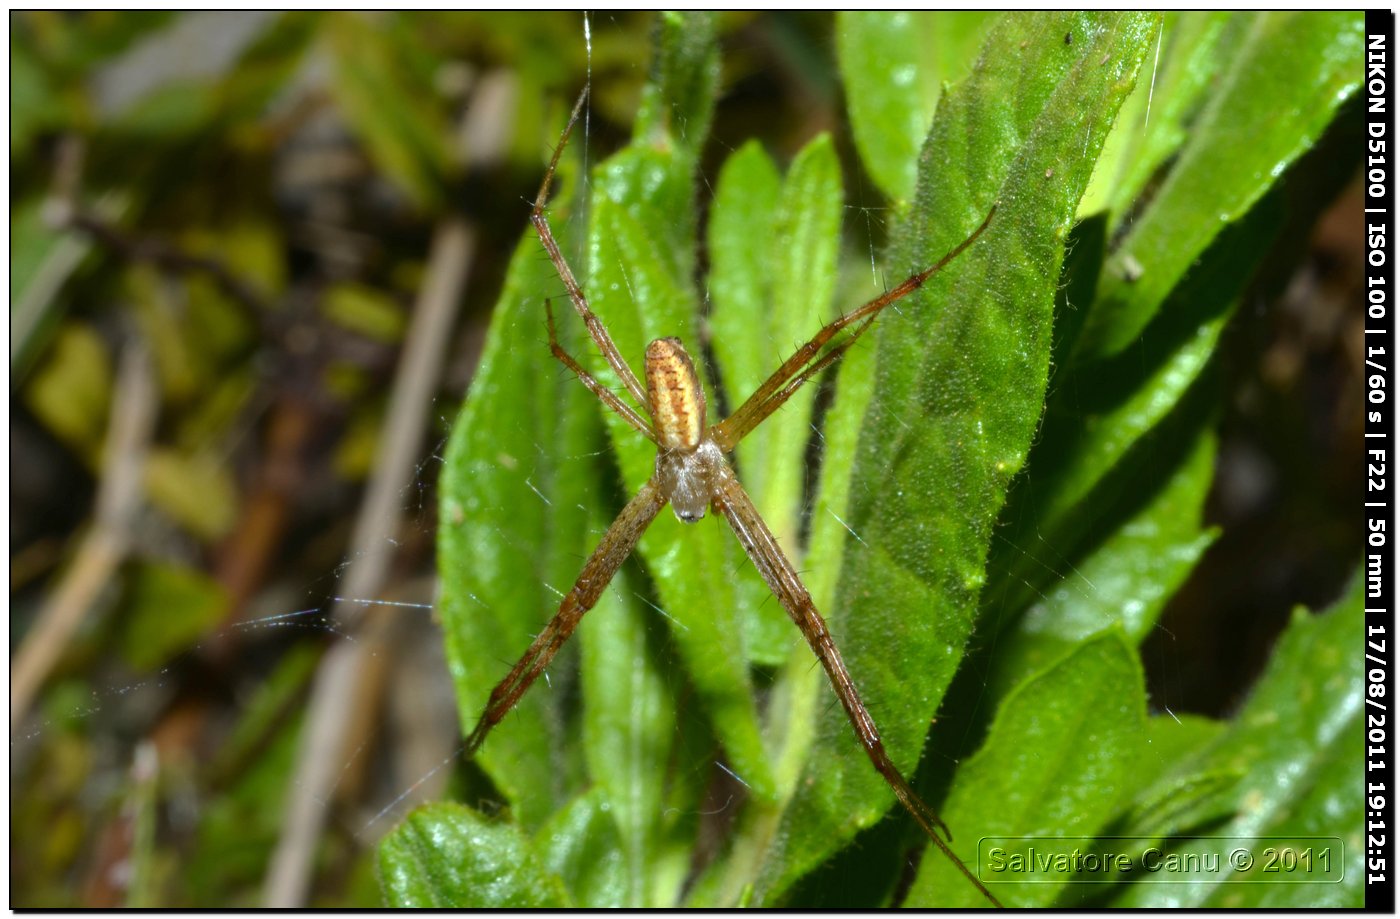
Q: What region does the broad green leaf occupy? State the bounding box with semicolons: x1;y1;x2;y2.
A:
1230;729;1360;909
708;134;844;664
632;11;720;154
706;140;781;497
377;803;568;908
535;789;627;908
906;631;1147;907
837;12;996;204
747;13;1159;902
577;539;681;907
437;228;598;827
1112;574;1364;907
1081;11;1364;358
1046;714;1236;908
1130;713;1229;815
1004;74;1363;607
993;191;1281;603
1079;13;1238;220
984;427;1217;698
750;135;841;555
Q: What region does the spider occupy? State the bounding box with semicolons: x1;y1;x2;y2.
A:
464;90;1000;907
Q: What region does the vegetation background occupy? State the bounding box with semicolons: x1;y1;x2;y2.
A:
10;11;1364;908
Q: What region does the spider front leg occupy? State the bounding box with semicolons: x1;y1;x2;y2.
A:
465;478;667;755
530;88;651;413
710;204;996;451
545;299;657;442
709;466;1004;909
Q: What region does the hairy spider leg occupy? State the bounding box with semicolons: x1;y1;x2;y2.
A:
710;204;996;451
529;88;651;414
545;299;657;442
464;479;667;755
710;467;1004;908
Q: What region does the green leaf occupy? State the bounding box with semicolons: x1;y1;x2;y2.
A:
985;427;1218;698
708;134;844;664
632;11;720;154
906;631;1147;907
1127;713;1230;826
535;790;627;908
837;12;996;204
436;228;596;827
994;191;1282;605
377;803;568;908
749;135;842;555
747;13;1159;901
577;538;682;907
1079;13;1239;221
1080;11;1364;358
1112;574;1365;907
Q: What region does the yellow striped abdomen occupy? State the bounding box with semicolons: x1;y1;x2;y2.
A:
645;337;706;452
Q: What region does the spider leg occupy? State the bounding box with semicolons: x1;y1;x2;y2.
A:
465;478;668;755
711;205;996;451
728;315;876;435
546;299;658;442
530;88;650;413
710;466;1003;908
